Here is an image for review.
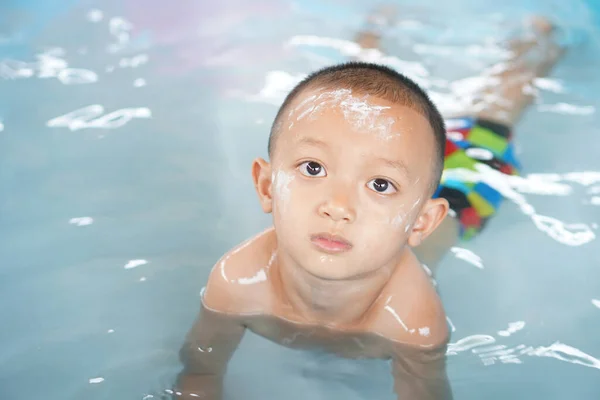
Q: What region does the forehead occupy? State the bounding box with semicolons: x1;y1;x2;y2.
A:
276;87;436;169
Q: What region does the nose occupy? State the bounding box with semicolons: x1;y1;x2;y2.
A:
318;185;356;223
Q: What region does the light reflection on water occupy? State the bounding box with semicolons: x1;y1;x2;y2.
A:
448;330;600;370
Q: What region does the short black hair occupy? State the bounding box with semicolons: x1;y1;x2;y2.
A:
268;62;446;192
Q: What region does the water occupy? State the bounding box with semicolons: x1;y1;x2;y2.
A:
1;0;599;399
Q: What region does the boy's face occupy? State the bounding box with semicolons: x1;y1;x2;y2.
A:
254;87;446;280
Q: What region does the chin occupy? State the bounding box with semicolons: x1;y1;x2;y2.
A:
300;261;359;281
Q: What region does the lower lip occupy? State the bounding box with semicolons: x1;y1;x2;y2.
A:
311;237;352;253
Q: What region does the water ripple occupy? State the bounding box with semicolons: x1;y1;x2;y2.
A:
47;105;151;131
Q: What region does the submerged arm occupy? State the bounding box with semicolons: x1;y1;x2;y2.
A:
392;343;453;400
175;304;246;400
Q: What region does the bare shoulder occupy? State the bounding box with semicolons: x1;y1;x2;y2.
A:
370;250;449;349
202;227;277;315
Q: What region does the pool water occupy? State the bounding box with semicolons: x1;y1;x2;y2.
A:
1;0;599;399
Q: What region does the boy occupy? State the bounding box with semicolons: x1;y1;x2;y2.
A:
175;10;564;400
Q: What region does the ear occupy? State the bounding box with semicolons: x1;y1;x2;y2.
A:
251;157;273;213
407;197;450;247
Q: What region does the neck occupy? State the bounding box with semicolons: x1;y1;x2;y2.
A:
272;251;398;327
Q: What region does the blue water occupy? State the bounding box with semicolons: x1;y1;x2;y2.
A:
1;0;600;399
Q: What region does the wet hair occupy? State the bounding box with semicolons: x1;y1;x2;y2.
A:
267;61;446;192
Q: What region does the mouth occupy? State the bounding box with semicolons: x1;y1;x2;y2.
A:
310;232;353;254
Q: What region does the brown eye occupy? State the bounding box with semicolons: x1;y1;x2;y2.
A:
367;178;397;194
373;179;388;192
307;162;322;175
299;161;326;177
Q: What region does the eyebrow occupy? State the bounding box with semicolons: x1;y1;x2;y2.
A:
376;157;411;178
295;137;330;149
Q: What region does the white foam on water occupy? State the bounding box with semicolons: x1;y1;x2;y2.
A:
0;59;36;79
69;217;94;226
447;335;496;355
443;164;596;246
124;259;148;269
236;70;305;106
287;35;429;79
57;68;98;84
534;77;565;93
561;171;600;186
37;49;68;78
451;247;484;269
1;49;98;85
119;54;149;68
87;9;104;23
446;316;456;333
587;185;600;195
532;215;595;247
47;105;151;131
472;344;507;354
497;321;526;337
107;17;133;53
538;103;595;115
528;342;600;370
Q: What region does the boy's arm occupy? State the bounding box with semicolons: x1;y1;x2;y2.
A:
391;343;453;400
381;262;453;400
176;260;248;400
176;235;270;399
175;303;246;400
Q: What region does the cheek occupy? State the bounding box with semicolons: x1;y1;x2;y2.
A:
272;170;296;210
389;197;423;232
364;201;411;232
360;196;422;236
389;209;410;231
272;172;319;222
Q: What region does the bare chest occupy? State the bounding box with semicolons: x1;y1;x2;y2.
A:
244;315;391;360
